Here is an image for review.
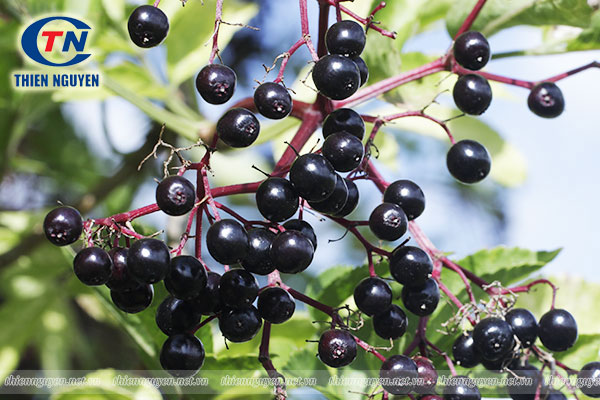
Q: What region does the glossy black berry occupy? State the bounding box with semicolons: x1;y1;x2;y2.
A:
256;177;299;222
216;108;260;148
43;206;83;246
383;180;426;220
73;247;113;286
190;271;222;315
446;139;491;184
106;247;138;292
546;390;567;400
379;355;418;395
390;245;433;288
322;132;364;172
282;219;317;250
206;219;249;265
218;305;262;343
505;308;538;348
270;230;314;274
318;329;357;368
373;304;408;340
528;82;564;118
127;238;170;284
254;82;292;119
413;356;438;394
219;268;259;308
325;20;366;57
322;108;365;140
160;333;205;377
538;308;578;352
257;287;295;324
289;153;336;202
578;362;600;398
195;64;236;105
507;364;546;400
352;57;369;86
156;176;196;216
401;278;440;316
308;173;348;216
241;228;277;275
369;202;408;241
472;317;515;361
452;332;481;368
312;55;360;100
127;5;169;48
335;178;359;217
480;352;518;373
443;375;481;400
453;74;492;115
353;277;392;316
165;255;207;300
453;31;490;71
156;296;202;336
110;284;154;313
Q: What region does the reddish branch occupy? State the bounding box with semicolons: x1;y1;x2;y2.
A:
259;323;287;399
208;0;225;64
454;0;488;38
321;0;396;39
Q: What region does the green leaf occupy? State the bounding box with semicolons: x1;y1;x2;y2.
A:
556;334;600;366
567;10;600;51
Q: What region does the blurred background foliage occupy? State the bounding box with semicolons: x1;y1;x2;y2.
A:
0;0;599;398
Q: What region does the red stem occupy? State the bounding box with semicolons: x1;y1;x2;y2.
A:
353;335;387;362
287;287;335;317
322;0;396;39
504;279;558;309
454;0;488;38
208;0;224;63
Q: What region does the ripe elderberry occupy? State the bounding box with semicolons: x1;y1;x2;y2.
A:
241;228;277;275
578;362;600;398
164;255;208;300
206;219;249;265
335;178;359;217
312;55;360;100
379;355;418;395
528;82;564;118
73;247;113;286
156;296;202;336
216;108;260;148
413;356;438;394
507;364;546;400
195;64;236;104
453;73;492;115
155;176;196;216
257;287;295;324
282;219;317;250
218;305;262;343
390;245;433;288
289;153;336;202
325;20;366;57
383;179;426;220
218;268;259;308
160;333;205;377
353;276;392;316
190;271;222;315
452;332;481;368
322;108;365;140
446;139;491;184
352;57;369;86
44;206;83;246
270;230;314;274
453;31;490;71
373;304;408;339
318;329;357;368
254;82;292;119
443;375;481;400
401;278;440;316
505;308;538;348
308;173;349;215
538;308;578;352
127;238;170;284
110;284;154;314
106;247;138;292
127;5;169;48
369;202;408;241
472;317;515;361
256;177;299;222
322;132;364;173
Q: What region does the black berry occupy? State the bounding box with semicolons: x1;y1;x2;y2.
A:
453;31;490;71
73;247;113;286
160;333;205;377
195;64;236;104
505;308;538;348
453;74;492;115
43;206;83;246
106;247;138;292
254;82;292;119
156;176;196;216
190;271;222;315
156;296;202;336
165;255;208;300
308;173;348;215
528;82;564;118
218;305;262;342
241;228;277;275
401;278;440;316
217;108;260;148
325;20;366;57
256;177;299;222
507;364;546;400
578;362;600;398
353;277;392;316
452;332;481;368
318;329;357;368
352;57;369;86
127;238;170;284
446;139;491;184
282;219;317;250
390;245;433;288
257;287;295;324
443;375;481;400
289;153;336;202
111;284;154;313
538;308;578;352
219;268;259;308
413;356;438;394
127;5;169;48
472;317;515;361
369;202;408;241
312;55;360;100
322;108;365;140
322;132;364;172
206;219;249;265
379;355;418;395
270;230;314;274
373;304;408;340
334;178;359;217
383;179;426;220
546;390;567;400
